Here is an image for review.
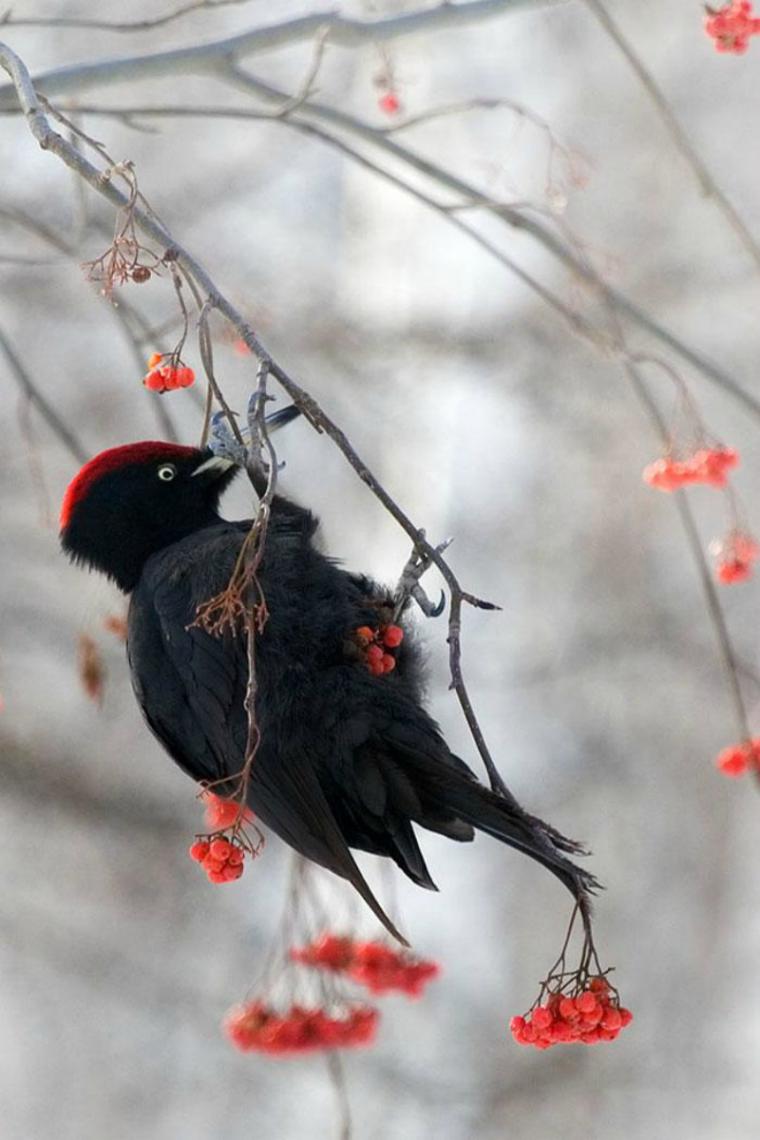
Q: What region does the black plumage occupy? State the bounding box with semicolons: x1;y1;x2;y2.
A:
61;438;596;942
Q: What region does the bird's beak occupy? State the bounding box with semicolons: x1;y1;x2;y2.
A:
191;454;236;479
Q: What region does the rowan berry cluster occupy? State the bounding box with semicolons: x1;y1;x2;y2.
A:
200;789;253;829
189;836;246;883
143;353;195;393
355;624;404;676
705;2;760;53
510;977;632;1049
291;932;441;998
715;738;760;777
712;530;760;584
642;446;738;491
224;1000;379;1055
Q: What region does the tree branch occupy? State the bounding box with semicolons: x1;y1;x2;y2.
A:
7;38;756;422
1;0;259;33
0;320;88;463
0;0;561;109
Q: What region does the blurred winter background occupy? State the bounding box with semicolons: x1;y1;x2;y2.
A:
1;0;760;1137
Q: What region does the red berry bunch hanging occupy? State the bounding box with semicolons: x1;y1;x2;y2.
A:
354;624;404;676
143;352;195;393
705;2;760;53
224;1000;379;1055
291;932;441;999
290;932;356;971
189;789;262;883
715;738;760;777
200;789;254;829
642;446;738;492
511;976;632;1049
189;836;246;883
712;529;760;584
349;940;441;997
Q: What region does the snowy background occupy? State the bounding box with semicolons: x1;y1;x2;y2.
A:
1;1;760;1137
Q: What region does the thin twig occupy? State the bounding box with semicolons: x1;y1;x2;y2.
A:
324;1050;352;1140
2;51;759;419
1;0;260;33
0;321;88;462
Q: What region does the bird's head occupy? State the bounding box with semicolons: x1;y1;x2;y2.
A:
60;441;239;592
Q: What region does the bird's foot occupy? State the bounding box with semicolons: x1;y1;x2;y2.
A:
394;531;451;619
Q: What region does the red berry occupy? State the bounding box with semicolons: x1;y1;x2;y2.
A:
716;744;750;777
189;840;210;862
378;91;401;115
382;625;404;648
143;369;166;392
381;654;396;673
601;1007;622;1030
558;997;577;1019
210;838;232;860
366;644;384;663
532;1006;552;1030
576;991;598;1014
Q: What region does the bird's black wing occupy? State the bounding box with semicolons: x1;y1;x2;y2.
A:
127;525;409;943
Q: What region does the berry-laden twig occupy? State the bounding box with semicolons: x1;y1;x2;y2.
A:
187;790;263;883
80;162;165;296
291;932;441;999
715;738;760;777
142;352;195;393
705;2;760;53
642;446;738;492
711;529;760;585
224;1000;379;1056
510;905;632;1050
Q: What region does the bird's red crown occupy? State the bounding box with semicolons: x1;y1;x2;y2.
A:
60;442;198;530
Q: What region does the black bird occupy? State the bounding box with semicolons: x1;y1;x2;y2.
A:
61;421;596;942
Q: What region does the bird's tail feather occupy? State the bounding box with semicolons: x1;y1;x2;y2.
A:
401;753;600;907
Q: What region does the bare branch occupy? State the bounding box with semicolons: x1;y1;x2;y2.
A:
59;91;760;423
0;0;561;109
2;11;759;421
1;0;261;33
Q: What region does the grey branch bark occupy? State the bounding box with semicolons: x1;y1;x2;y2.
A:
0;0;562;109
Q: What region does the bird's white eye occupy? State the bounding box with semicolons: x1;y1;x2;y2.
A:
157;464;177;482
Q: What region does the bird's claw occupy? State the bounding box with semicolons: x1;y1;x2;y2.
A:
208;411;249;466
411;584;446;617
394;530;450;619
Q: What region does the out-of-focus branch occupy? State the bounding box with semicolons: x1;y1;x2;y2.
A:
2;203;181;441
45;89;760;423
0;41;506;797
1;0;259;33
0;0;561;109
2;4;756;418
584;0;760;276
0;321;88;462
594;291;754;750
